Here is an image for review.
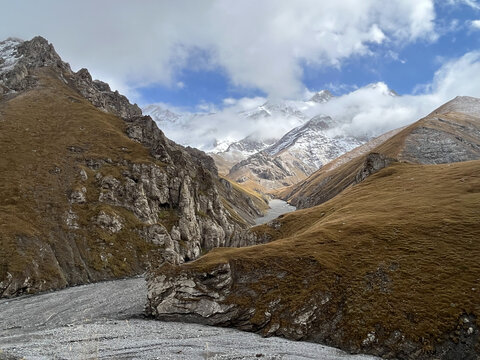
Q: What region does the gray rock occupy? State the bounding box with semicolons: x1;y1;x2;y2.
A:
73;68;141;119
94;211;123;233
355;153;395;183
69;187;86;204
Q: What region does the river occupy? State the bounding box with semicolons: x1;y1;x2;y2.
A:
255;199;296;225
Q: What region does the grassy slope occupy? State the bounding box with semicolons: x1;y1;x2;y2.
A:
180;160;480;350
0;69;262;292
282;111;480;208
0;69;162;286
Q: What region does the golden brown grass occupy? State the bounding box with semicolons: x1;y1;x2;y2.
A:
284;111;480;209
0;69;162;288
0;68;268;292
180;160;480;349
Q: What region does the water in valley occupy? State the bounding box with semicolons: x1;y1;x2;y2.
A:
255;199;296;225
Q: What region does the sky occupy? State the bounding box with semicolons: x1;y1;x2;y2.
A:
2;0;480;148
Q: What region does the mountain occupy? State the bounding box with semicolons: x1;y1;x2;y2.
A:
147;97;480;359
240;99;308;120
309;89;334;103
143;104;182;124
210;135;278;175
143;96;319;155
226;115;367;192
281;96;480;209
0;36;266;298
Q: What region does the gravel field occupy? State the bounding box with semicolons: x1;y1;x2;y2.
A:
0;277;378;360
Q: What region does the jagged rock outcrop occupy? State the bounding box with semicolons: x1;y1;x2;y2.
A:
73;68;141;119
0;36;265;298
355;153;395;183
0;36;141;119
0;37;70;93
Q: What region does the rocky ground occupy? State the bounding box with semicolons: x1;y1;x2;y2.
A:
0;277;378;360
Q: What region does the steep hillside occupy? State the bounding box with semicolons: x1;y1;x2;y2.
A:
147;160;480;359
282;97;480;208
0;37;265;298
227;115;366;193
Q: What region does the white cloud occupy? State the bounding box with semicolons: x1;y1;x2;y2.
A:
445;0;480;10
0;0;437;99
470;20;480;30
155;50;480;151
312;51;480;136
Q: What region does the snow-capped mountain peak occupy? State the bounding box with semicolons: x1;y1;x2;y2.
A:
265;114;342;158
309;90;333;103
0;38;23;76
242;99;307;120
364;82;398;97
143;104;182;124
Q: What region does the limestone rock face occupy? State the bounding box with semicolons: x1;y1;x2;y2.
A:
94;211;123;233
146;263;237;325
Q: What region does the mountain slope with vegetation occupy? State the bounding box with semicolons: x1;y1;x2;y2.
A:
281;97;480;209
148;159;480;359
0;36;266;298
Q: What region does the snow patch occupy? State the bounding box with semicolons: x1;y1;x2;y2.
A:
0;38;23;77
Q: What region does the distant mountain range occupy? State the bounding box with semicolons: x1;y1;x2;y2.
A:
144;88;390;191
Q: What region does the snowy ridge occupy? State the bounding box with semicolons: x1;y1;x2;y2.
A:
227;113;369;191
265;115;334;156
309;90;334;103
364;82;398;97
143;98;310;154
0;38;23;77
225;135;277;157
241;99;308;120
266;114;366;169
433;96;480;118
143;104;182;124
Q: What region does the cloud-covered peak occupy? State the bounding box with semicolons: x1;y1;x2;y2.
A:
309;90;334;103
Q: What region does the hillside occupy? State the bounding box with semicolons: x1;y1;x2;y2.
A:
147;159;480;359
282;96;480;208
0;37;265;298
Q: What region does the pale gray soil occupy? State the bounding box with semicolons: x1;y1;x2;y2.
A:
255;200;296;225
0;277;379;360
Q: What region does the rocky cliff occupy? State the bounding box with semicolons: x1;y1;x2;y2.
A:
0;36;265;298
